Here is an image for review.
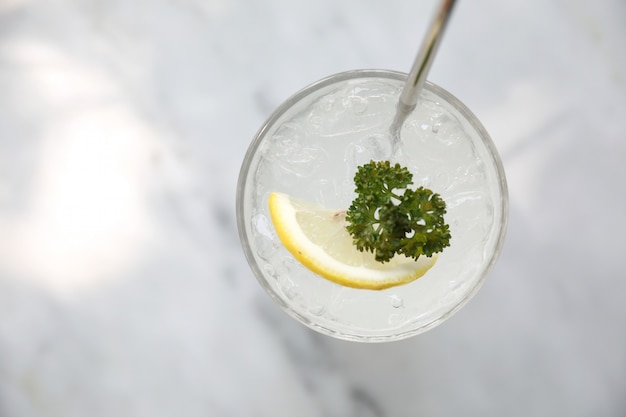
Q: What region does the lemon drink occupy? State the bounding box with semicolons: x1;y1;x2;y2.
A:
237;70;508;341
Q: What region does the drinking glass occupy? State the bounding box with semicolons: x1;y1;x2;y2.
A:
236;69;508;342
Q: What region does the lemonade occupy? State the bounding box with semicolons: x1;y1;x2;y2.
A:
237;70;508;342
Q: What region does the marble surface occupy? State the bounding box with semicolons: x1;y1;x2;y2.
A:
1;0;625;416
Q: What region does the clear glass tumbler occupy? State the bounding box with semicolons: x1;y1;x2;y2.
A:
237;69;508;342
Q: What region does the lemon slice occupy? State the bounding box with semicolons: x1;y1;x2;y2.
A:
268;192;438;290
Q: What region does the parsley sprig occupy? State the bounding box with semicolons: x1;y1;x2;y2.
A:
345;160;451;263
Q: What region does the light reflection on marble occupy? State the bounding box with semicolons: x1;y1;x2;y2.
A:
1;0;625;416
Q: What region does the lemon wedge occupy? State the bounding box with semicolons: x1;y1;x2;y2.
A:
268;192;438;290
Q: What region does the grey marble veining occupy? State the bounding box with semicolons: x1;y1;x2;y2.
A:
1;0;625;416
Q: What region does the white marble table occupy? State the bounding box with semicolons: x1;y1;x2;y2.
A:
1;0;625;416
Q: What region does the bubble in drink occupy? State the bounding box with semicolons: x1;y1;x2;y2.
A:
237;70;508;342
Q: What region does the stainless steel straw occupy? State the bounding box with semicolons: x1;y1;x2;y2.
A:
391;0;457;136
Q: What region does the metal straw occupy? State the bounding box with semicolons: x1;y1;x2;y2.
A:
391;0;457;137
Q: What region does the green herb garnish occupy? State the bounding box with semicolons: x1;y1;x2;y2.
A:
345;160;451;263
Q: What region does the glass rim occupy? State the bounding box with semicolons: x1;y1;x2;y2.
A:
236;69;509;342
